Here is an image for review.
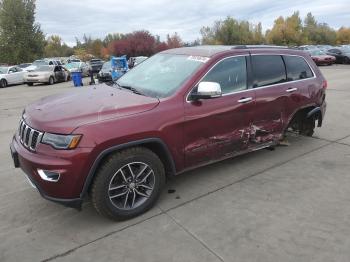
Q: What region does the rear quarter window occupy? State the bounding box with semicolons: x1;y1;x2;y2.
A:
251;55;286;87
283;55;313;81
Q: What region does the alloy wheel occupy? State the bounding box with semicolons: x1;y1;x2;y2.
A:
108;162;155;210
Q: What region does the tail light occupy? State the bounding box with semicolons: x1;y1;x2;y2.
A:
322;80;327;89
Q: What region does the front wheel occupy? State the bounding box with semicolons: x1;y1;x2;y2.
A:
0;79;7;88
48;76;54;85
91;147;165;221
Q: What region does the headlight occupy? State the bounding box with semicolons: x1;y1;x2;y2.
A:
41;133;82;149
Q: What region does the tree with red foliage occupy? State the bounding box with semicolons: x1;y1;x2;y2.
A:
106;30;184;58
166;32;183;48
108;30;158;57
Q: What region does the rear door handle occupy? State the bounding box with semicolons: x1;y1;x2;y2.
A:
238;97;253;103
286;87;298;93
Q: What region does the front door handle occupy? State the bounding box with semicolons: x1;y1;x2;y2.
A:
238;97;253;103
286;87;298;93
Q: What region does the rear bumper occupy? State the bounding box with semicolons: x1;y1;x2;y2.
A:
10;135;93;209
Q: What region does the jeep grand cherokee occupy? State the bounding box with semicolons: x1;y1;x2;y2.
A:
10;45;327;220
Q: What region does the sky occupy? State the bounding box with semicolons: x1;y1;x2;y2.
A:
35;0;350;46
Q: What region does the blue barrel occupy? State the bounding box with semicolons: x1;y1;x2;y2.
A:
71;71;83;87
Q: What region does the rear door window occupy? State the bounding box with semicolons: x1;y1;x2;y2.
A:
283;56;313;81
251;55;286;87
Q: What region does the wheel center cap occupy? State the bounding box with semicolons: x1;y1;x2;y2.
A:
129;182;136;189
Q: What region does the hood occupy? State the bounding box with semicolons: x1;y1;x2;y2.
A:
26;71;51;76
25;65;38;72
24;84;160;134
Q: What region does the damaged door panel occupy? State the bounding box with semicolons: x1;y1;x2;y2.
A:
184;89;255;167
184;55;255;167
250;54;287;145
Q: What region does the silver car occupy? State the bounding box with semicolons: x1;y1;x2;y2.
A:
0;66;25;88
24;65;69;86
64;62;90;77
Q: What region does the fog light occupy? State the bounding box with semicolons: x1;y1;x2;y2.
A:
37;169;60;182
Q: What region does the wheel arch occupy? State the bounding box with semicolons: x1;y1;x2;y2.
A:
0;78;8;87
286;104;323;131
80;138;176;198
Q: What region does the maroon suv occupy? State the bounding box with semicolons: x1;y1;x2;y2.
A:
10;46;327;220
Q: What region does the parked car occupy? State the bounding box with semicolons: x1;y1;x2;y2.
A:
0;65;25;88
25;59;60;72
307;49;336;65
67;58;81;63
24;65;69;86
297;45;318;51
327;48;350;64
10;46;327;220
64;62;90;77
18;63;32;69
89;58;104;73
128;56;148;68
316;45;333;52
97;62;112;82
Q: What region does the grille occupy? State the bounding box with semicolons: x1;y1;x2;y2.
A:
18;119;43;151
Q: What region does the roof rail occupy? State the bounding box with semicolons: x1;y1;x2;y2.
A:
231;45;290;49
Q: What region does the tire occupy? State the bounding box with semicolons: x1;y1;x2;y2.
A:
0;79;7;88
27;83;33;86
91;147;165;221
300;117;315;137
48;76;54;85
344;57;350;64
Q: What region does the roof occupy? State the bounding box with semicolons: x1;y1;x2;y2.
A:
162;45;295;57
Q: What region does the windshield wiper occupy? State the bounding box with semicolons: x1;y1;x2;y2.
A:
115;82;146;96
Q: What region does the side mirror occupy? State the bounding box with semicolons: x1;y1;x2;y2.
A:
190;82;222;101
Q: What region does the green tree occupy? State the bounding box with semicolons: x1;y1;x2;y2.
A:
303;12;318;44
44;35;73;57
301;13;336;45
0;0;45;64
200;16;264;45
103;33;125;47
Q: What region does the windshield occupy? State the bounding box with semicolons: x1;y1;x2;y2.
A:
34;65;52;72
310;50;326;56
102;62;111;70
116;54;205;98
32;60;48;66
0;67;8;74
340;47;350;53
65;62;80;69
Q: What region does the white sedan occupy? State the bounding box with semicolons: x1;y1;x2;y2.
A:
0;66;25;88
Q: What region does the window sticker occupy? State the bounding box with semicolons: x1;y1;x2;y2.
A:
187;56;210;63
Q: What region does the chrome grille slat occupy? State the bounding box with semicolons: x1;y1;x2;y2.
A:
18;119;43;151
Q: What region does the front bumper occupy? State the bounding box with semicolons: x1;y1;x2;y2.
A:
10;134;93;209
97;74;112;82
